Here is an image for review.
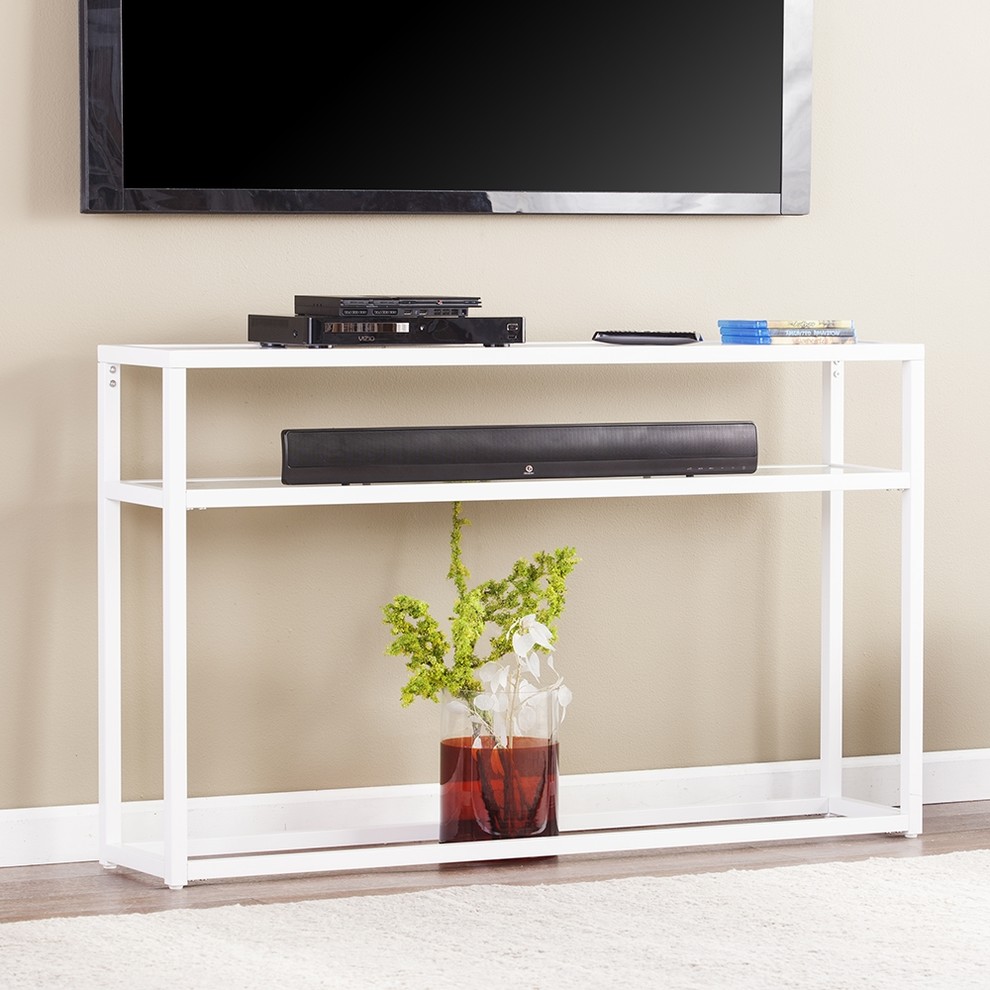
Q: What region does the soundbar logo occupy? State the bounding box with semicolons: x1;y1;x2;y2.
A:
524;464;534;475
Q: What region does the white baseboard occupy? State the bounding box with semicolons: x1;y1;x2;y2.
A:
3;748;988;869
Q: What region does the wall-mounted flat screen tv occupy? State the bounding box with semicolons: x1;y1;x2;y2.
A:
79;0;813;216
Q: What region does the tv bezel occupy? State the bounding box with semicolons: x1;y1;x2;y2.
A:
78;0;814;217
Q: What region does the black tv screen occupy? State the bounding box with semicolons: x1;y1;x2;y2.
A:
79;1;813;215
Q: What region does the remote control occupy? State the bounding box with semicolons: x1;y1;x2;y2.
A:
593;330;702;345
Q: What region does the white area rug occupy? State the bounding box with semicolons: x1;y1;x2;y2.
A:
2;851;989;989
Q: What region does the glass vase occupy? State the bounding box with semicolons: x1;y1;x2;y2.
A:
439;676;563;843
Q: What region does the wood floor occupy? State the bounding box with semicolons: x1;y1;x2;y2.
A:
2;800;988;924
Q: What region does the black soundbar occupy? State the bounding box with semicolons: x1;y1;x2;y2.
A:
281;422;758;485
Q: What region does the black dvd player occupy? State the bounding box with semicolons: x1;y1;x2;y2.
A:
294;295;482;319
248;314;524;347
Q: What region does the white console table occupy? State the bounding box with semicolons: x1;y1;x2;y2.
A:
97;340;925;889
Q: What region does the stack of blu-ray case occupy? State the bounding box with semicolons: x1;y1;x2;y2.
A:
718;319;857;345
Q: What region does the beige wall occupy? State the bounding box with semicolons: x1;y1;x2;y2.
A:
1;2;987;810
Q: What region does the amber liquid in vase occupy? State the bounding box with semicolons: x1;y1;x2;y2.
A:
439;735;559;843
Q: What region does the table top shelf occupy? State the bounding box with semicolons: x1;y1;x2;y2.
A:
98;339;924;370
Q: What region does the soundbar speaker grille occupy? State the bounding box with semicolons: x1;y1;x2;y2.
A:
281;422;758;484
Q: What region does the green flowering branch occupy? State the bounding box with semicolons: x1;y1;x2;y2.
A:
382;501;579;707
